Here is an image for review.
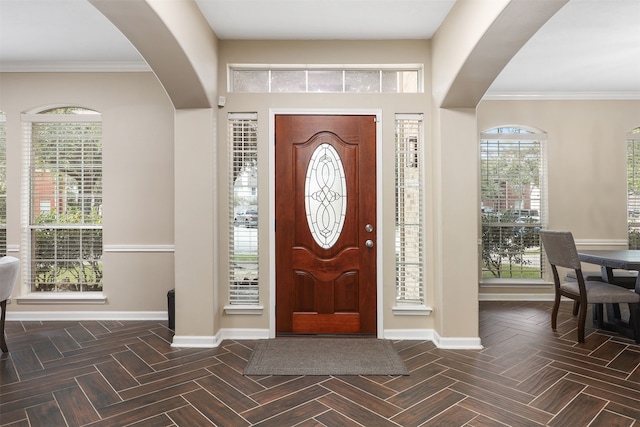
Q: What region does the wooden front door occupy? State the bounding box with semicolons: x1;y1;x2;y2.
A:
275;115;377;335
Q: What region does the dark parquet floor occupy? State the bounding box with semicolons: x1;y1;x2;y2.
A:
1;301;639;426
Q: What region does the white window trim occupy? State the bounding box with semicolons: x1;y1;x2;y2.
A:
479;126;548;284
228;64;424;93
21;110;103;298
226;112;260;311
626;128;640;249
0;114;6;257
393;113;430;315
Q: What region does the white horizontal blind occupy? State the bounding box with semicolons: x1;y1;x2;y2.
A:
395;114;424;305
23;108;103;292
627;127;640;249
480;127;545;280
0;114;6;256
228;113;259;305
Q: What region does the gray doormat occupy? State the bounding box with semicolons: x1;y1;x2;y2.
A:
244;338;409;376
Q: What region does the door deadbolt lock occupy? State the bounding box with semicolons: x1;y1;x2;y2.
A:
365;224;374;233
365;240;374;248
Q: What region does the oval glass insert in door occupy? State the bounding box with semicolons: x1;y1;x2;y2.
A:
304;143;347;249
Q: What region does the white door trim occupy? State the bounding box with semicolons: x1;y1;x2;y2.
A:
269;108;383;338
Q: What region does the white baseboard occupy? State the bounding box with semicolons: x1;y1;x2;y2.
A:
6;311;167;321
171;335;220;348
171;329;482;349
219;328;270;341
433;331;483;349
170;328;270;348
383;328;483;349
384;328;434;341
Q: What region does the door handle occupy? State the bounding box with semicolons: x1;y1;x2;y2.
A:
365;240;374;248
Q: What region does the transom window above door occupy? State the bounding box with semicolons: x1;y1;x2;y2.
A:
228;65;422;93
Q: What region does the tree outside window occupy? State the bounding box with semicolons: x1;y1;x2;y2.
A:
627;127;640;249
481;127;545;279
26;107;102;292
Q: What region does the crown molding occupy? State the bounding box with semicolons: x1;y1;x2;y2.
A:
483;91;640;101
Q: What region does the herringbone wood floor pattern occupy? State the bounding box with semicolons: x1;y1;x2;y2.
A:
1;301;639;426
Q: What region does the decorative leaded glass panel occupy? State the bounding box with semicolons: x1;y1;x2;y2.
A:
305;143;347;249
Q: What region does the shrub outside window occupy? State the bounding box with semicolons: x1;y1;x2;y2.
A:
23;107;103;292
481;126;546;280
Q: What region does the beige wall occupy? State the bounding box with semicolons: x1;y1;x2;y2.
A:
478;100;640;240
0;72;176;312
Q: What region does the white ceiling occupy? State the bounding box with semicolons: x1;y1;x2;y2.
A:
1;0;639;98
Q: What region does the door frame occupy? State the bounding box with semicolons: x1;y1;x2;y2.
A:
269;108;383;338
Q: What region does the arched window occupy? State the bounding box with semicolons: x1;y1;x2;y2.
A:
22;107;102;292
627;127;640;249
480;126;546;280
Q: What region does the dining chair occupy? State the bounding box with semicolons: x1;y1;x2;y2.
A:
539;230;640;343
0;256;20;352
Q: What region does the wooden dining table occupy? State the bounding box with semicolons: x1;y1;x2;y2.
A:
577;250;640;342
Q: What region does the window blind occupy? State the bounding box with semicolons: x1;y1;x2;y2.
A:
480;127;546;280
22;109;103;292
0;114;6;256
228;113;259;305
395;114;424;305
627;128;640;249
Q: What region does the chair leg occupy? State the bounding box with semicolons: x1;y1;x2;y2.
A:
629;302;640;345
594;304;604;329
551;294;561;331
0;300;7;353
577;301;588;343
573;300;579;316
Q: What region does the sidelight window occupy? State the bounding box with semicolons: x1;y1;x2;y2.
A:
395;114;424;305
228;113;259;305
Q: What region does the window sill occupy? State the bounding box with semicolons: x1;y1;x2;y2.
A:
224;305;264;315
15;293;107;305
392;305;433;316
480;279;552;288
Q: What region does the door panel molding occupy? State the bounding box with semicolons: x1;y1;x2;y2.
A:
269;109;383;338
